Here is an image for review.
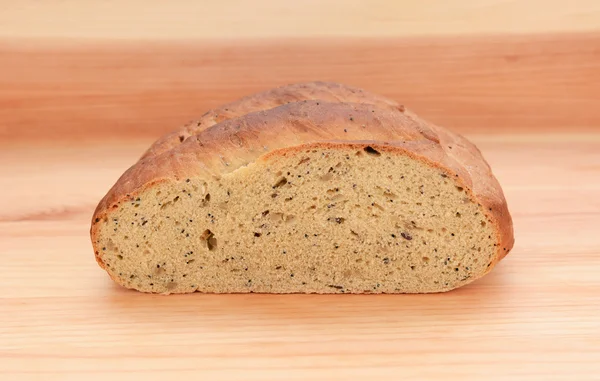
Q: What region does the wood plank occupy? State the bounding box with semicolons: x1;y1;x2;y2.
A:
1;0;599;39
2;33;599;144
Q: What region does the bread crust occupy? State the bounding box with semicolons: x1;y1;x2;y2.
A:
91;97;514;278
139;81;403;160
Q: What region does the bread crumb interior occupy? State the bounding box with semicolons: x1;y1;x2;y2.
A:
96;145;496;294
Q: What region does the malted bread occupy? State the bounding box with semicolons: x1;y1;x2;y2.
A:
91;82;514;294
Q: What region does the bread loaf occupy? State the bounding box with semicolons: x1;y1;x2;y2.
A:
91;82;514;294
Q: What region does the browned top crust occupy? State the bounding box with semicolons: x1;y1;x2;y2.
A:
140;81;403;160
92;94;514;266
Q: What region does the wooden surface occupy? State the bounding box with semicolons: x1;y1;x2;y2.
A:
1;1;600;380
2;0;600;39
2;33;600;144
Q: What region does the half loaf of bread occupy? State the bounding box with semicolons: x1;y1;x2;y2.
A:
91;82;514;294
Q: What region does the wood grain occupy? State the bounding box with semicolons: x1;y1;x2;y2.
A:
1;0;599;39
1;135;600;380
2;33;600;144
1;1;600;379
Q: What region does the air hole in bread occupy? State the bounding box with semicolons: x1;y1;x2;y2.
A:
363;146;381;156
273;177;288;188
200;229;217;251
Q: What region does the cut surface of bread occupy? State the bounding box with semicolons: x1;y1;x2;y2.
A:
92;91;514;294
97;143;500;294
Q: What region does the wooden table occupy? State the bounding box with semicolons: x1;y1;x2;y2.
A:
1;1;599;380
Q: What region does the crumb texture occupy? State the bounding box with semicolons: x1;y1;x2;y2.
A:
96;146;498;294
